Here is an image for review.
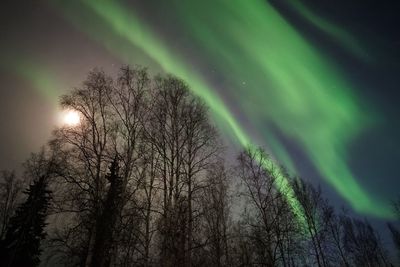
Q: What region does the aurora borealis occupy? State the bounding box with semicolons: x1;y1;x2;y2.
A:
1;0;399;221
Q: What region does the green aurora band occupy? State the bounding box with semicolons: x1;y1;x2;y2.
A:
52;0;307;223
51;0;392;219
0;56;61;108
287;0;370;61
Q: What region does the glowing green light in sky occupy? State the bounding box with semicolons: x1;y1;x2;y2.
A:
52;0;307;222
170;0;391;218
0;57;60;107
54;0;392;219
287;0;370;60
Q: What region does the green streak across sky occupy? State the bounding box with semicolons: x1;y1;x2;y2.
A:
0;56;61;108
54;0;393;218
287;0;370;60
52;0;307;223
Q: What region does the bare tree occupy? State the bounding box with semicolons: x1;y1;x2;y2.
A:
147;76;190;266
343;216;390;267
147;75;220;267
291;178;329;267
8;64;396;267
0;171;22;239
46;67;221;267
51;69;114;266
182;86;220;267
235;147;300;267
321;205;350;267
199;161;231;267
105;66;151;266
387;198;400;262
49;67;150;266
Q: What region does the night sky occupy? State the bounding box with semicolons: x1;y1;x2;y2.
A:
1;0;399;224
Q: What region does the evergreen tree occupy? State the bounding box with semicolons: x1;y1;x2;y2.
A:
90;156;123;267
0;176;51;267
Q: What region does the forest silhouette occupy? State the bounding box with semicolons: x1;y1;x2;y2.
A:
0;66;399;267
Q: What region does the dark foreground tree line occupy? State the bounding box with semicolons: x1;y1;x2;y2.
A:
0;66;399;267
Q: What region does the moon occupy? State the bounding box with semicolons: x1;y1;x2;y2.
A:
63;110;80;126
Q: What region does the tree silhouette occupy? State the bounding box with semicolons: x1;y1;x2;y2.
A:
388;198;400;262
200;161;231;267
343;216;389;267
0;175;51;267
387;223;400;259
91;156;123;267
291;178;329;267
1;65;395;267
0;170;23;239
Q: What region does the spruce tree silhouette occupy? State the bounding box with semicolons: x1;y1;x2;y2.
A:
90;156;123;267
0;176;51;267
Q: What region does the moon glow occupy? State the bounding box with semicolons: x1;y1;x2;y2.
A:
63;110;80;126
